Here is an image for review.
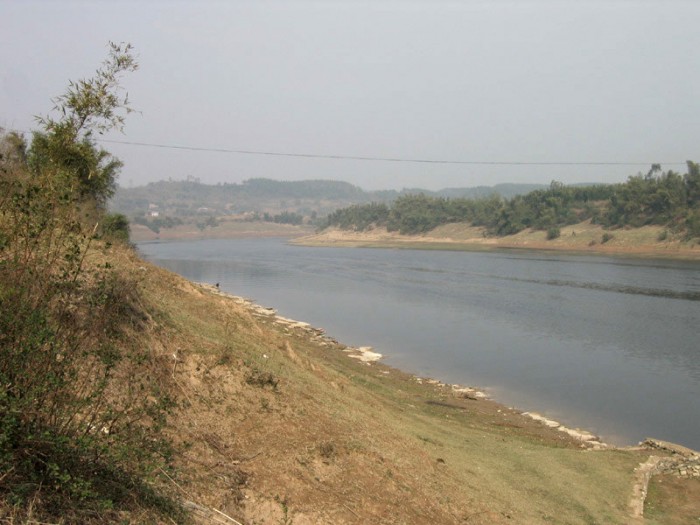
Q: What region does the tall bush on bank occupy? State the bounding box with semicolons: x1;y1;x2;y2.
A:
0;44;181;522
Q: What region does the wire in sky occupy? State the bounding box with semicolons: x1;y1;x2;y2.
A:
95;138;687;167
4;128;687;167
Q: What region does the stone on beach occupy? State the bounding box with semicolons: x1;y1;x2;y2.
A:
346;346;383;363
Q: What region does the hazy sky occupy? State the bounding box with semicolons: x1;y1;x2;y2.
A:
1;1;698;190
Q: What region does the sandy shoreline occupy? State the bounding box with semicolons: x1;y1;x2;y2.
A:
293;223;700;261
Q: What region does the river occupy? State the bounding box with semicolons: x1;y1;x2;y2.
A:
137;238;700;450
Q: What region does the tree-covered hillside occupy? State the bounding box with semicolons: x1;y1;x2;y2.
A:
109;178;548;221
110;178;374;219
323;163;700;240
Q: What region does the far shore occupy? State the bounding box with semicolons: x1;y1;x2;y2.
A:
293;221;700;261
129;221;313;243
129;219;700;261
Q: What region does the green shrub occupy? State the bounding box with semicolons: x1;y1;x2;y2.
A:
685;210;700;240
0;44;183;523
101;212;131;243
546;226;561;240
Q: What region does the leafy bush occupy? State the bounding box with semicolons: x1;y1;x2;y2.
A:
684;206;700;241
546;226;561;240
263;210;304;225
101;212;131;243
196;215;219;230
0;44;182;523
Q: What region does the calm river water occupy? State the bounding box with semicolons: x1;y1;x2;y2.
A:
138;238;700;450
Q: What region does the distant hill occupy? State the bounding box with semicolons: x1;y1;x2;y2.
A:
435;183;546;199
109;178;549;219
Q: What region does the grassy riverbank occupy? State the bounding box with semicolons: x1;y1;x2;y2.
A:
295;221;700;260
127;245;696;524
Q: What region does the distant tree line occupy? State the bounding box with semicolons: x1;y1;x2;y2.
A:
262;211;305;225
110;176;548;220
322;162;700;239
132;214;184;233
